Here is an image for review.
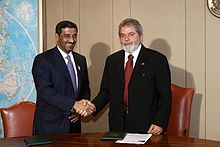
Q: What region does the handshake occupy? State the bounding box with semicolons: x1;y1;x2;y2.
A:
69;99;96;123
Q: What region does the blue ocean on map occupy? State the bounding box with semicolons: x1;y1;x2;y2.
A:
0;0;38;138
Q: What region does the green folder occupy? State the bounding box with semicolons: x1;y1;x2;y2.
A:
101;132;126;141
24;136;52;146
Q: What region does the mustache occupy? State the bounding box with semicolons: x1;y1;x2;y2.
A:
65;42;75;45
123;43;133;45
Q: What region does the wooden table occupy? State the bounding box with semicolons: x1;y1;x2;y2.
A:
0;133;220;147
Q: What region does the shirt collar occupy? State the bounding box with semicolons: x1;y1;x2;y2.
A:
57;45;73;60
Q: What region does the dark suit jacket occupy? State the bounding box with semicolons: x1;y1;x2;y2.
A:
92;44;171;133
32;47;90;135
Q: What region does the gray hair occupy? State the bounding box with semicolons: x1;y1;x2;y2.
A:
118;18;143;36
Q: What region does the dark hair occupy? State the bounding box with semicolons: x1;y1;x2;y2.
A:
55;20;78;36
119;18;143;36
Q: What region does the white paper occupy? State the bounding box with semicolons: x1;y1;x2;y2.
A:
116;133;152;144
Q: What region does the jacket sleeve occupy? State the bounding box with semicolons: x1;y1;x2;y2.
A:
32;54;75;115
153;54;172;129
92;57;110;115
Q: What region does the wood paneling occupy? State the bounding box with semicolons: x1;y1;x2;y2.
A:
43;0;220;140
45;0;63;49
206;3;220;140
185;0;206;139
79;0;113;132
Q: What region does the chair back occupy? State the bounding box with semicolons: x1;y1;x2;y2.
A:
166;84;194;137
0;101;36;138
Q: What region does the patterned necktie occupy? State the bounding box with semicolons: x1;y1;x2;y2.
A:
124;54;134;108
66;55;78;98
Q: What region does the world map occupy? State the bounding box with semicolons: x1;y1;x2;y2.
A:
0;0;38;138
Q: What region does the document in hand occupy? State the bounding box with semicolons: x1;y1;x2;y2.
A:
116;133;152;144
24;135;52;146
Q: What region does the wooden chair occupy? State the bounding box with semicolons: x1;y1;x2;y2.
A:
166;84;194;137
0;101;36;138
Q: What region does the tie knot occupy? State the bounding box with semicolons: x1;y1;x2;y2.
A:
66;55;71;61
128;54;134;60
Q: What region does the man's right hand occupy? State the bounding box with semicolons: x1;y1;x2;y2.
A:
73;99;96;117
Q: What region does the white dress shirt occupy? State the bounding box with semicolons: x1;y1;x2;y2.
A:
57;45;78;88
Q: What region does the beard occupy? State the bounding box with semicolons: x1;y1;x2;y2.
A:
122;42;140;53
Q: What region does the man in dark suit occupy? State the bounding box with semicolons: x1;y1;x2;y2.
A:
32;20;93;135
91;18;172;135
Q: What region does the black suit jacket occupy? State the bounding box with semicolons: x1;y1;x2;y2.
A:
32;47;90;135
92;45;171;133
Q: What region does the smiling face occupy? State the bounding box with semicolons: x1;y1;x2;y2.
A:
56;27;77;54
119;25;143;53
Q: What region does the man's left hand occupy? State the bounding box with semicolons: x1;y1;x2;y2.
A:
68;113;80;123
147;124;163;135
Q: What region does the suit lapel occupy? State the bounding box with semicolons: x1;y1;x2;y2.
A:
72;52;81;92
52;48;72;83
53;49;82;94
130;45;151;83
115;50;125;86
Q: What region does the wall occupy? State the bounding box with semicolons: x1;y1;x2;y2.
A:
43;0;220;140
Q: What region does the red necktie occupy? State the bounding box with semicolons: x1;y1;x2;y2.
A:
124;54;134;108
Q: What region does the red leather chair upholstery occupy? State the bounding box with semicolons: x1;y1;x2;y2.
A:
166;84;194;137
0;101;36;138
